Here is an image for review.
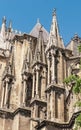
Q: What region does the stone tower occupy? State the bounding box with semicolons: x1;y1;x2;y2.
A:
45;9;65;122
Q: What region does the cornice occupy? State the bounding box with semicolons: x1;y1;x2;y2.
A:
13;33;37;42
45;83;65;93
35;111;81;129
0;107;31;119
30;98;47;106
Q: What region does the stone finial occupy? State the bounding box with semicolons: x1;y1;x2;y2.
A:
0;16;6;38
37;18;40;23
52;8;56;16
9;20;12;29
74;33;78;38
2;16;6;24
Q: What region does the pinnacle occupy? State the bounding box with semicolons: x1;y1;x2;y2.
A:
2;16;6;23
37;18;40;23
52;8;56;16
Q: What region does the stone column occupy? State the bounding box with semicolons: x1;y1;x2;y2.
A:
34;104;38;118
22;75;27;106
58;51;63;84
1;85;5;108
36;66;39;97
51;91;55;120
32;72;35;98
51;50;55;83
31;107;33;118
47;54;50;85
41;68;47;100
47;93;50;119
4;78;9;108
60;52;63;83
60;93;64;121
58;93;61;121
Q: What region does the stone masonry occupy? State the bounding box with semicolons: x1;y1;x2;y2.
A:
0;10;81;130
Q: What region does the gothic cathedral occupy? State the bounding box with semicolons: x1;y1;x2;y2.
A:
0;10;81;130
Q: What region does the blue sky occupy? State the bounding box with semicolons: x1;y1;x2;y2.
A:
0;0;81;45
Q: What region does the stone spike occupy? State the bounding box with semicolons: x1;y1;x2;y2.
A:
39;28;46;63
34;32;41;62
52;8;56;16
34;29;46;64
22;45;31;73
37;18;40;23
0;16;6;38
2;16;6;24
50;9;59;38
8;20;12;31
46;10;64;50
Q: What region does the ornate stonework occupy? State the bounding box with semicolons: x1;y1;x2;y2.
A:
0;10;81;130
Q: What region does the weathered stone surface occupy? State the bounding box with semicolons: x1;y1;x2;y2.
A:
0;11;80;130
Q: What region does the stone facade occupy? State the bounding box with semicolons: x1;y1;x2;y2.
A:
0;10;81;130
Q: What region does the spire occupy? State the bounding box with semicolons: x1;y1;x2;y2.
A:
22;45;31;74
3;16;6;23
0;16;6;38
37;18;40;23
50;8;59;38
45;9;64;51
8;20;12;32
53;8;56;16
33;27;46;64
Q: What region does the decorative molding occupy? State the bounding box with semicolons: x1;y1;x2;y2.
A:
0;107;31;119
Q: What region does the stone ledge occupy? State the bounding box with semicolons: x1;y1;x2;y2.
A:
35;110;81;129
30;97;47;106
45;83;65;93
0;107;31;119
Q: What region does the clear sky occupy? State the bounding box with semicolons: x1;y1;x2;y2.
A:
0;0;81;45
